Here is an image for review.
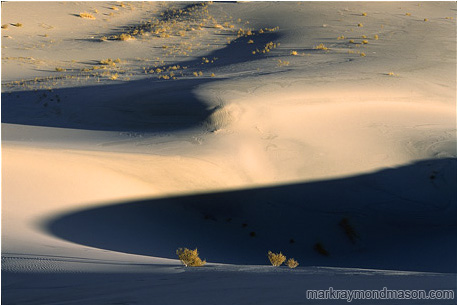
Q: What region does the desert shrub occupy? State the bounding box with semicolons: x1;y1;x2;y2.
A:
286;258;299;268
79;13;95;20
314;243;329;256
267;251;286;266
1;24;8;29
314;43;328;50
176;248;206;267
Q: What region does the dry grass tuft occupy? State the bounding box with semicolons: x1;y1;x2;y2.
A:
360;52;366;57
290;50;298;56
357;23;363;27
424;18;428;22
55;67;66;72
362;40;368;44
79;13;95;20
12;22;23;27
1;24;9;29
362;12;367;16
176;248;206;267
374;34;379;40
277;59;289;67
267;251;286;266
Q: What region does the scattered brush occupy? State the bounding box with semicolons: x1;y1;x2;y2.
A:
290;50;298;55
55;67;66;72
374;34;379;40
360;52;366;57
267;251;286;266
176;248;206;267
362;12;367;16
1;24;8;29
362;40;368;44
357;23;363;27
337;35;345;40
12;22;23;27
79;13;95;20
387;72;395;76
424;18;428;22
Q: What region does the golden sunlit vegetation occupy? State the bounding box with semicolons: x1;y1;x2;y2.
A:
79;13;95;20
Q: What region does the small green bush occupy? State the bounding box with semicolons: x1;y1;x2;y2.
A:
267;251;286;266
176;248;206;267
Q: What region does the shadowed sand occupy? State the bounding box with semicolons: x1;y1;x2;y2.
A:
46;158;456;273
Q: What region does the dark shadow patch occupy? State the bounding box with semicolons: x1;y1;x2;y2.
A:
44;158;457;272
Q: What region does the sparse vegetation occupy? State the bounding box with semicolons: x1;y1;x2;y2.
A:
55;67;66;72
286;258;299;268
267;251;286;266
357;23;363;27
12;22;23;27
176;248;206;267
1;24;9;29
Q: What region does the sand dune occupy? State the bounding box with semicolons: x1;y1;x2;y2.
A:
2;1;456;304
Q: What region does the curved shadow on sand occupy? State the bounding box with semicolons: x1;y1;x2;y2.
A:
45;158;457;272
2;32;280;132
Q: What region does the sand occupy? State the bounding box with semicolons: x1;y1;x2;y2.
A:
1;1;456;304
